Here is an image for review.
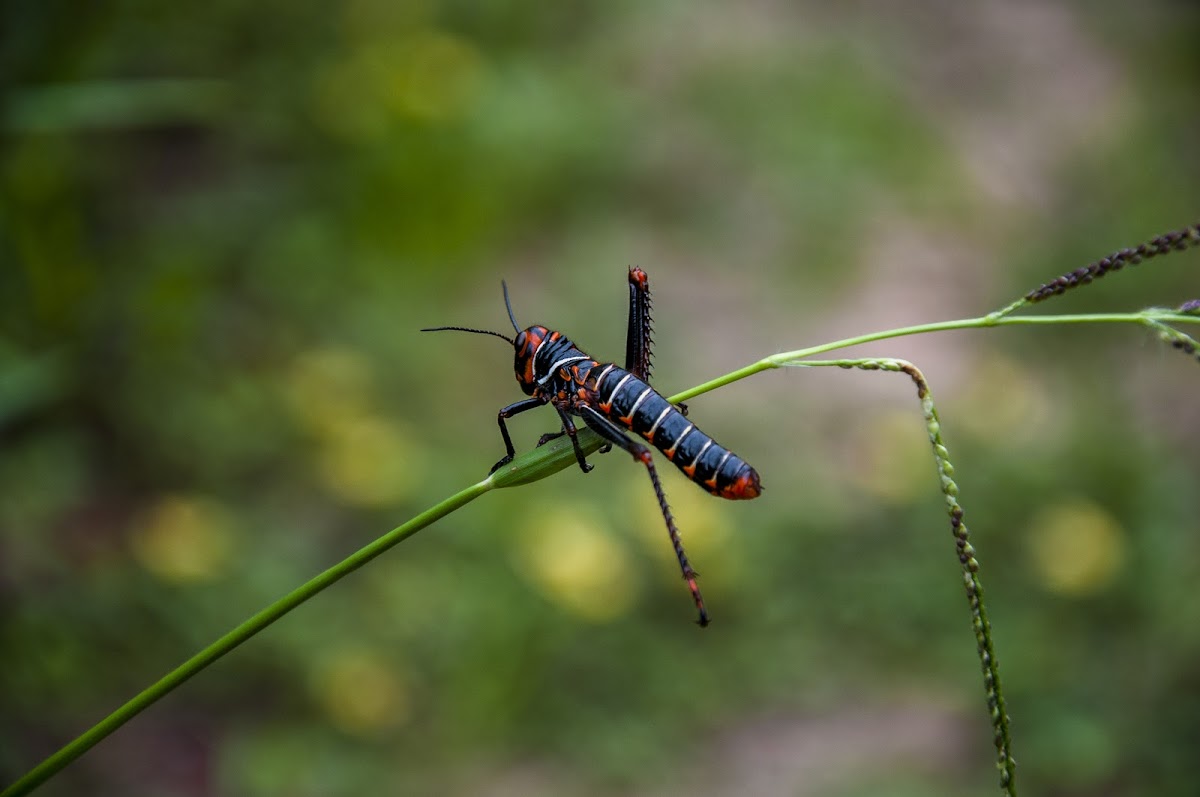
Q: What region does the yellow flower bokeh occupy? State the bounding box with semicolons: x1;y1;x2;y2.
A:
312;30;483;140
285;347;375;435
316;413;419;507
842;408;932;504
958;353;1056;447
1028;499;1126;596
285;347;421;507
512;506;638;623
310;646;409;737
131;495;234;584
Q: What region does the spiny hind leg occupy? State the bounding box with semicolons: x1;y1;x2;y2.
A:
625;267;654;382
578;405;709;627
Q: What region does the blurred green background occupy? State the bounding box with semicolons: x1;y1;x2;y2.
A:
3;2;1199;796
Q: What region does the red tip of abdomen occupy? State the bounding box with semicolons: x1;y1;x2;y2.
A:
721;467;762;500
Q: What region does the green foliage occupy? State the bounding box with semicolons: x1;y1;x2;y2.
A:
3;3;1200;797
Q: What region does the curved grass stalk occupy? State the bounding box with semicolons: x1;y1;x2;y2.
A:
786;357;1015;796
674;309;1199;403
7;308;1198;797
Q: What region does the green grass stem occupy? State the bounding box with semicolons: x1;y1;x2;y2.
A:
1;480;491;797
7;306;1196;796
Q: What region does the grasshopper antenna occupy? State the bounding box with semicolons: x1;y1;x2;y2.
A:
419;326;514;345
502;280;521;334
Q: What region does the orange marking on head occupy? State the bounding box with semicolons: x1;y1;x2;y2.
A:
629;267;649;289
517;330;544;387
521;330;543;354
